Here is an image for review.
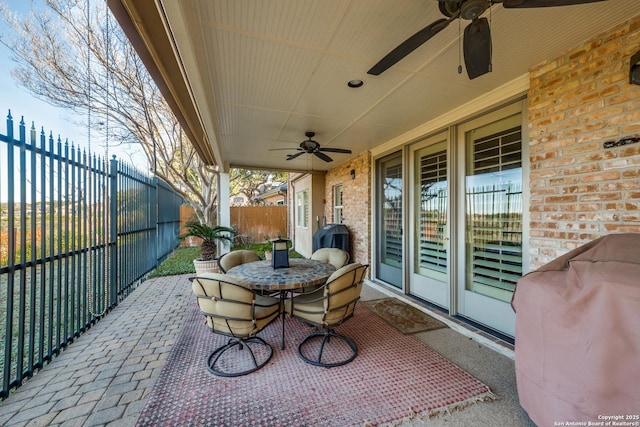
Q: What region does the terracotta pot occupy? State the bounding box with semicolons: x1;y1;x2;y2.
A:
193;258;220;275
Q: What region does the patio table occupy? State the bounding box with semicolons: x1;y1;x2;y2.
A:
226;258;335;349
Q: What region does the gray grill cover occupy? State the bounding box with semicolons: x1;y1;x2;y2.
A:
312;224;349;252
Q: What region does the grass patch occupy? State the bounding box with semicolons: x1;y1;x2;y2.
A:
148;245;305;277
248;243;305;260
148;246;200;277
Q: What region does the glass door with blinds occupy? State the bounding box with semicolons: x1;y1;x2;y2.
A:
409;135;449;308
375;151;403;288
456;107;523;336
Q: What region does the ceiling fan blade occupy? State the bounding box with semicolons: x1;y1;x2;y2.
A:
318;147;352;154
367;16;455;75
269;148;302;151
463;18;492;80
314;151;333;162
502;0;606;8
286;152;305;160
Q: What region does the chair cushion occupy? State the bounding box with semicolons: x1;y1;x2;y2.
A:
284;288;325;323
218;250;261;273
254;294;282;330
287;263;368;327
310;248;349;269
192;273;280;337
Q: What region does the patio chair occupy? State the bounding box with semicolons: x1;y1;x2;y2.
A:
217;249;261;273
190;273;281;377
310;247;350;269
285;263;369;368
302;248;351;293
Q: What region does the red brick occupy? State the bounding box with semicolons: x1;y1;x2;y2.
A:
546;195;578;204
580;192;621;202
581;171;620;182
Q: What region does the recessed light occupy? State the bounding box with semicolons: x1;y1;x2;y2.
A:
347;79;364;88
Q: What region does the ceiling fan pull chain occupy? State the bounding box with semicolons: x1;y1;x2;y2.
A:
458;17;462;74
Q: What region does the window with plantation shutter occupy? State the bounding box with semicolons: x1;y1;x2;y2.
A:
333;184;343;224
465;124;523;302
376;151;403;288
417;145;447;279
296;190;309;228
383;162;403;266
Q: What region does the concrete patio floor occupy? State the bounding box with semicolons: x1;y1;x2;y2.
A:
0;273;534;426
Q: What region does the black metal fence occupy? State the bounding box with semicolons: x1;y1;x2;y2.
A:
0;110;182;398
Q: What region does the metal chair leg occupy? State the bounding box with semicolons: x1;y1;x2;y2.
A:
297;330;357;368
206;336;273;377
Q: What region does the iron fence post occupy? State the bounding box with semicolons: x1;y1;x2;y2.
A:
110;155;118;306
151;176;158;268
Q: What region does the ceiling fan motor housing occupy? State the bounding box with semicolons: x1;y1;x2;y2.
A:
461;0;489;20
301;140;320;152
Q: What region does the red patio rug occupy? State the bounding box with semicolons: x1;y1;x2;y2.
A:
136;302;497;427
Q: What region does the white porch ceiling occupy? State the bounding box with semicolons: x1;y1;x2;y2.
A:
154;0;640;172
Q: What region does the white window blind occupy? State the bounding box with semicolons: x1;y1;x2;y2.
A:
418;147;447;276
466;126;523;301
296;190;309;228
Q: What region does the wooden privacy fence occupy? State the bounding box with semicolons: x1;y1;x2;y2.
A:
180;205;288;246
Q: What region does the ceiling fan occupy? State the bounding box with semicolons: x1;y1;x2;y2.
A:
271;132;353;163
367;0;607;80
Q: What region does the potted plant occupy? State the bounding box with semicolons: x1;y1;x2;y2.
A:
182;220;236;274
257;235;272;260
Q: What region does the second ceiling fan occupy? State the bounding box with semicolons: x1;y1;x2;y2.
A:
276;132;352;163
367;0;607;80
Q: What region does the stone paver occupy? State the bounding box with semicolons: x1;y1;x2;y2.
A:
0;275;193;427
0;273;529;427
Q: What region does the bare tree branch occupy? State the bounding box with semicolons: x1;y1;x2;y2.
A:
0;0;218;225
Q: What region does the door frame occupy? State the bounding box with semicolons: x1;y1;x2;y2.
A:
408;131;451;308
372;150;405;288
452;100;530;336
371;99;529;337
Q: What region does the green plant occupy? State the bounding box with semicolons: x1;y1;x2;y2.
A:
255;235;272;255
181;220;235;261
148;247;200;277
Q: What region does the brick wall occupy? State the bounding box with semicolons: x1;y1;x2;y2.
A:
528;14;640;268
324;152;371;266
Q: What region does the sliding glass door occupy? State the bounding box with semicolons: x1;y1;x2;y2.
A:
375;152;403;288
374;102;525;337
409;134;449;308
456;107;523;336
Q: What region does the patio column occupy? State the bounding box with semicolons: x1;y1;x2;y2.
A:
218;171;231;256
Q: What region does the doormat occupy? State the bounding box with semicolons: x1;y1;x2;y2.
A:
362;298;447;334
137;302;496;427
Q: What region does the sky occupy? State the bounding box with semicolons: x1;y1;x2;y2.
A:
0;0;150;204
0;0;147;166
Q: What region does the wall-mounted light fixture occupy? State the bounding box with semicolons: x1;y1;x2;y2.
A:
350;169;356;180
630;50;640;85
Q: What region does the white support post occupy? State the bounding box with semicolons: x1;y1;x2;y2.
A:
218;171;231;256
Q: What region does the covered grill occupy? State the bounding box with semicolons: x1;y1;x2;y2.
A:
512;233;640;426
312;224;349;253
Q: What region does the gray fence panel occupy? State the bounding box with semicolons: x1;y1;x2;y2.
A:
156;178;181;263
0;110;182;398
